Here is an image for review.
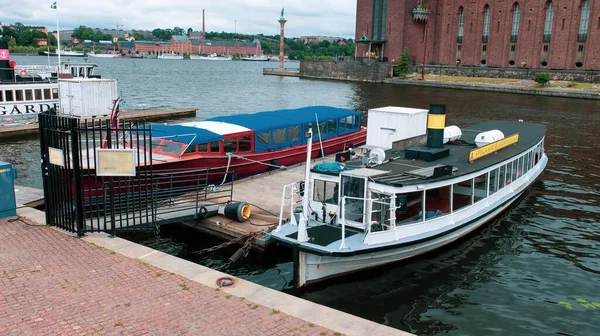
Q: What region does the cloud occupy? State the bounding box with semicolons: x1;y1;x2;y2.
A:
3;0;357;38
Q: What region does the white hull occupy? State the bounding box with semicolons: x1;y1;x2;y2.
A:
295;154;548;287
190;55;232;61
87;53;120;58
241;56;270;61
0;82;59;117
158;54;184;60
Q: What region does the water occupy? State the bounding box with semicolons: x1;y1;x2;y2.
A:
3;55;600;335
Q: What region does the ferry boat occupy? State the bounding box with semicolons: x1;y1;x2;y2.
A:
0;45;99;122
158;53;184;60
190;53;232;61
40;48;86;57
86;52;120;58
270;105;548;287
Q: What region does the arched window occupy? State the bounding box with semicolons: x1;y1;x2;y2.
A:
511;3;520;42
543;1;554;42
578;0;590;41
457;7;465;43
482;5;491;42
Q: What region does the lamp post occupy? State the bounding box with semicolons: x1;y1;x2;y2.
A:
412;2;431;81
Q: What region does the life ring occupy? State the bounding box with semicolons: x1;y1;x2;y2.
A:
19;69;29;76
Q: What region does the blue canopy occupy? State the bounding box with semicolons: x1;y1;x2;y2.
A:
148;124;223;146
207;106;361;133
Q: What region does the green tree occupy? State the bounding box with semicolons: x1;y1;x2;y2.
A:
394;47;412;78
1;26;18;39
133;32;145;41
534;73;551;86
172;27;184;36
187;27;193;36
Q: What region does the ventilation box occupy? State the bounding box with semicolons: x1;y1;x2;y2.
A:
365;106;428;149
59;79;118;118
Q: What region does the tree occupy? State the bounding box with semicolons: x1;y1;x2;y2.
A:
187;28;193;36
534;73;551;86
133;32;145;41
394;47;412;78
1;26;18;39
172;27;184;36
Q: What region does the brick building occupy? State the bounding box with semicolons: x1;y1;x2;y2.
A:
356;0;600;70
118;35;261;56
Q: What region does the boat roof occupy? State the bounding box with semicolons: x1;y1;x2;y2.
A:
148;124;223;146
206;106;361;134
179;121;251;135
319;120;546;187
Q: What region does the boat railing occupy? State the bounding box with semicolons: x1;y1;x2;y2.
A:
276;182;301;232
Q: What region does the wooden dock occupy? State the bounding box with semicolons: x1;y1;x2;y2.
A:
0;107;197;139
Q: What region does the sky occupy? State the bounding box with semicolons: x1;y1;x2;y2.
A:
2;0;358;38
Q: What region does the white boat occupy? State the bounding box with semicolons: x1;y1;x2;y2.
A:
158;53;184;60
1;59;99;124
42;49;86;57
271;105;548;287
86;52;120;58
241;55;270;62
190;53;232;61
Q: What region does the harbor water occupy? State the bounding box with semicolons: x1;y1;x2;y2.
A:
2;56;600;335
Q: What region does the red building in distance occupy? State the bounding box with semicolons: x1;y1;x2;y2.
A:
355;0;600;70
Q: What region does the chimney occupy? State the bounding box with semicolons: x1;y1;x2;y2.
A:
426;104;446;148
202;9;205;40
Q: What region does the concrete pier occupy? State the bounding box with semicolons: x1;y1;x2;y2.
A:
5;207;410;336
0;107;197;139
263;68;301;77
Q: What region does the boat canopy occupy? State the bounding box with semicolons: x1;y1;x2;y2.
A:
207;106;362;152
149;124;223;146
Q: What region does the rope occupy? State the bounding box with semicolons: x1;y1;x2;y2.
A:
231;153;286;169
219;152;233;185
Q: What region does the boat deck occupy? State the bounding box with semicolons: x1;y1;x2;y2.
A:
338;120;546;186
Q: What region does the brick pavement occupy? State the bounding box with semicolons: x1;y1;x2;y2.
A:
0;217;341;336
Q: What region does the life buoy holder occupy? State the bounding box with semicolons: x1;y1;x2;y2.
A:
19;69;29;76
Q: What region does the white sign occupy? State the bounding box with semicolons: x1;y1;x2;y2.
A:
95;149;136;177
48;147;65;167
0;102;60;115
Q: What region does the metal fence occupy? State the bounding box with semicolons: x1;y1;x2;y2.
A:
39;113;233;237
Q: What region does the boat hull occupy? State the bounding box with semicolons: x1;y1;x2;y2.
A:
290;154;547;287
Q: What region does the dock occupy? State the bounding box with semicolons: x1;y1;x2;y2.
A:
263;68;301;77
0;107;197;139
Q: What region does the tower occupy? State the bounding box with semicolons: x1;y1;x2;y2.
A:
202;9;206;40
278;8;287;70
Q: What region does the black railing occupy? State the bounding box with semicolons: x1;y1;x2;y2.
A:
543;34;552;42
482;35;488;43
578;33;587;42
510;34;518;43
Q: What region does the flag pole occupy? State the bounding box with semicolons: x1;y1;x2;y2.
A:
55;3;61;73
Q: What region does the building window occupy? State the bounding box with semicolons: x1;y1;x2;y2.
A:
497;21;501;33
543;44;549;52
457;7;465;43
528;19;531;31
511;3;520;42
483;5;491;41
578;44;584;52
511;44;516;52
447;23;450;33
578;0;590;41
482;44;487;52
543;1;554;42
458;44;462;51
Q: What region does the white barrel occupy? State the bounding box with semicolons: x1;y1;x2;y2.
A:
475;130;504;148
443;125;462;144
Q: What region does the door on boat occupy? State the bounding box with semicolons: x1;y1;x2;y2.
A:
338;168;389;230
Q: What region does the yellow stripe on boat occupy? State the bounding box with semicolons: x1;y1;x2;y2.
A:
469;133;519;162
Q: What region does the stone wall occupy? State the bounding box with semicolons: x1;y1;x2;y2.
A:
299;60;393;82
416;65;600;83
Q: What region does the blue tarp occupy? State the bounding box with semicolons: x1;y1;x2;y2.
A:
149;124;223;146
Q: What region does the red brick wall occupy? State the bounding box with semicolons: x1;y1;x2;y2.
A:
357;0;600;70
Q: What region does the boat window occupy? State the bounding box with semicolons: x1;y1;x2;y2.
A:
489;169;499;195
238;136;251;152
258;131;270;144
517;156;523;179
4;90;13;102
506;162;514;185
424;186;451;219
313;179;338;205
474;173;486;202
370;192;392;232
223;139;237;152
25;89;33;101
198;143;208;152
210;142;220;153
151;138;162;150
15;90;24;102
0;91;3;102
453;179;473;212
287;126;300;142
525;152;531;172
79;67;85;77
339;117;347;130
395;191;424;225
316;121;326;136
52;88;58;99
340;175;366;223
498;165;506;189
183;145;197;154
35;89;43;100
160;141;184;154
43;88;51;100
273;128;286;144
327;120;336;134
87;67;94;77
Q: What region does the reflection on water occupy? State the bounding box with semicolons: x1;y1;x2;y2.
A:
3;56;600;335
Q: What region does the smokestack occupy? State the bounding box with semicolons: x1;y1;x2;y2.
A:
202;9;205;39
426;104;446;148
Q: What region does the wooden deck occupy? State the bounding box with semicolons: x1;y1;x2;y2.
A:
0;107;197;139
